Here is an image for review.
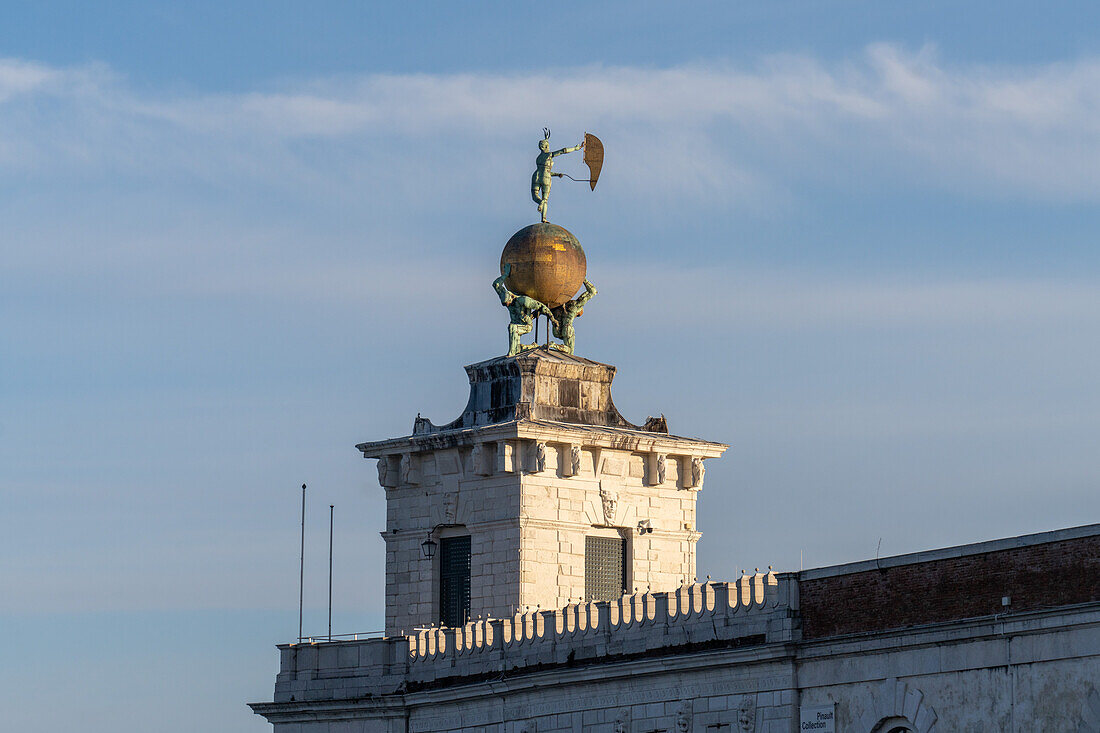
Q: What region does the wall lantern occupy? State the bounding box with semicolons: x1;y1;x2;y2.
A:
421;536;437;559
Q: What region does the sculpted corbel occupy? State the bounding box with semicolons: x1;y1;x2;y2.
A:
399;453;413;485
571;444;582;475
690;456;705;489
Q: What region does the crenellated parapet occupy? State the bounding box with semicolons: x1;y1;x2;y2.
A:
405;572;791;675
271;572;797;704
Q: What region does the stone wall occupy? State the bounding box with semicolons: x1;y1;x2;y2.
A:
380;442;525;634
255;599;1100;732
370;428;721;635
519;441;703;611
253;525;1100;733
798;605;1100;732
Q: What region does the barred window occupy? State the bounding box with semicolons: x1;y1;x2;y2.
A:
584;535;626;602
439;535;471;627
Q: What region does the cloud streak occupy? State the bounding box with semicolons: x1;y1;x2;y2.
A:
4;45;1100;202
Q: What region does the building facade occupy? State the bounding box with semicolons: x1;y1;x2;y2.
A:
250;348;1100;732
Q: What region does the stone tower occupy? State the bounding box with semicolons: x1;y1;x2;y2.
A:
357;347;726;635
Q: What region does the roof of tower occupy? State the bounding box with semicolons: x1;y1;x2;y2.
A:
356;346;727;456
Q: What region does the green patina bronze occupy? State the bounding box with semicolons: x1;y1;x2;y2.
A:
493;263;558;356
493;130;603;356
550;278;597;354
531;129;584;223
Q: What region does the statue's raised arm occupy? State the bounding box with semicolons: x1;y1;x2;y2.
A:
550;140;584;158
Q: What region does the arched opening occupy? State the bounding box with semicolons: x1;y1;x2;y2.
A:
872;717;915;733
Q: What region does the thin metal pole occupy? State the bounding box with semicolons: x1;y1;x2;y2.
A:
298;483;306;642
328;504;334;641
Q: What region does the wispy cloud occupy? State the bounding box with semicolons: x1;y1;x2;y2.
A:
4;46;1100;202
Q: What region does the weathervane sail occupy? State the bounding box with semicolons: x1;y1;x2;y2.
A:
582;132;603;190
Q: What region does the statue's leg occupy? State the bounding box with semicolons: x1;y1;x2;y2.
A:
563;326;575;354
508;322;532;356
539;173;553;222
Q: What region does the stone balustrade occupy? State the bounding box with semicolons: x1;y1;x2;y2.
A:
273;573;798;704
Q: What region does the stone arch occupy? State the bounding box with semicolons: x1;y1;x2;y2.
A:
855;678;937;733
871;717;915;733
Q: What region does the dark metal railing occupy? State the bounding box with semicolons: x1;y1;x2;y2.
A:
295;630;385;644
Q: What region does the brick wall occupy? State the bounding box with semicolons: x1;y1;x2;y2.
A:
799;533;1100;639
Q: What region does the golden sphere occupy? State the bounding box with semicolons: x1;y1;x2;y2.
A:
500;223;587;309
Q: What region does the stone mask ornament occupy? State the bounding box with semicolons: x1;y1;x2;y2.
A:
600;487;619;525
613;708;631;733
738;695;756;731
675;699;692;732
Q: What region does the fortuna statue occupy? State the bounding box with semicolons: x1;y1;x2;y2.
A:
531;128;584;223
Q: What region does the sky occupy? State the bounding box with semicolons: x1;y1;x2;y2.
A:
3;2;1100;731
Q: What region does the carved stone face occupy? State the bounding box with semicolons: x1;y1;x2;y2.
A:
737;695;756;731
675;701;692;732
600;489;618;525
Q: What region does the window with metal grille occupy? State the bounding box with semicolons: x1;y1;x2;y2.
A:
439;535;470;627
584;535;626;602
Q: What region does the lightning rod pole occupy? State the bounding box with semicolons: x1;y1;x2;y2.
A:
298;483;306;642
328;504;334;641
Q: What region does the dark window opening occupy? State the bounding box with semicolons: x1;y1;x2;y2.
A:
439;535;471;627
585;535;627;601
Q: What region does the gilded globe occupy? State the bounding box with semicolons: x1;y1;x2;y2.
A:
500;223;587;309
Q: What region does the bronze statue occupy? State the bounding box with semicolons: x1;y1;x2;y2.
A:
493;263;557;356
531;129;584;223
549;278;597;354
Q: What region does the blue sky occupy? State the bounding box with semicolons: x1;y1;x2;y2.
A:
3;2;1100;731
